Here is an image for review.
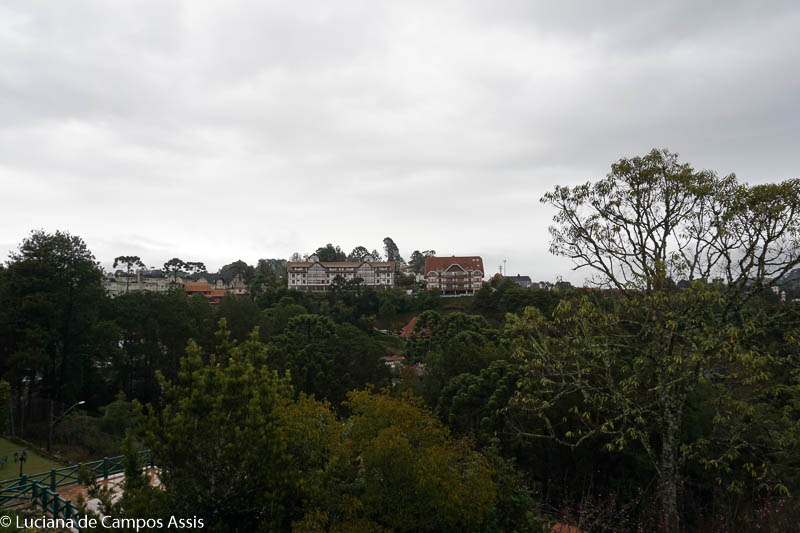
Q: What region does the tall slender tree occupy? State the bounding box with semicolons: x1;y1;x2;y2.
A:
113;255;145;293
383;237;405;265
163;258;186;286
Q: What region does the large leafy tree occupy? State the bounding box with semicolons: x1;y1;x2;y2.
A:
522;149;800;528
256;258;287;277
300;389;497;532
218;259;255;284
314;243;347;262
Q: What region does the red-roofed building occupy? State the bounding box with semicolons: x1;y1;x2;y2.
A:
400;316;419;339
208;289;227;304
400;316;431;339
424;256;484;295
383;356;406;371
184;281;213;297
184;282;227;304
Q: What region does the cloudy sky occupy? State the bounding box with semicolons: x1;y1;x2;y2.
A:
1;1;798;283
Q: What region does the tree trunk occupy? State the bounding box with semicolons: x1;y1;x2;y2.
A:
660;397;680;531
47;398;54;452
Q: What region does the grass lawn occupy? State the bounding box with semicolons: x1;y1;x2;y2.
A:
0;437;63;480
0;511;16;533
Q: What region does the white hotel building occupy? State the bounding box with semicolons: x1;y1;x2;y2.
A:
287;255;396;291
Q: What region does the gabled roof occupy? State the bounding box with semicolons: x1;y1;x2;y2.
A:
287;261;396;270
400;316;430;339
184;281;212;292
505;275;532;283
424;256;484;274
400;316;419;339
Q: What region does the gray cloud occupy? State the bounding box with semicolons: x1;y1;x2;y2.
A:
1;1;798;283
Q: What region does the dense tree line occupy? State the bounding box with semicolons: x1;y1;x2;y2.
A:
0;233;447;449
2;150;800;531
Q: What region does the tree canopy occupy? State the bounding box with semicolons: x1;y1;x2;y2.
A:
383;237;405;265
529;149;800;529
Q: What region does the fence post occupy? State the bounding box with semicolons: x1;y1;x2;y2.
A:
31;481;38;501
52;492;59;517
51;468;56;491
103;457;108;482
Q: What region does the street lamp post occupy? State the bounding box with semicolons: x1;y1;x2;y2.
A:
14;449;27;477
47;400;85;452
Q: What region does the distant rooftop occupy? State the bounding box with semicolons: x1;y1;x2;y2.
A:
424;256;484;273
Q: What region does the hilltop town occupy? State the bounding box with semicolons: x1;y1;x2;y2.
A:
3;152;800;532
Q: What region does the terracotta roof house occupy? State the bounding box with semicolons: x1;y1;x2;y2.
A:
383;356;406;371
400;316;431;339
400;316;419;339
192;272;249;295
184;282;227;304
184;281;212;296
424;256;484;296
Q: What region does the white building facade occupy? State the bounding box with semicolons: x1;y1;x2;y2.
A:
103;271;176;297
287;256;396;291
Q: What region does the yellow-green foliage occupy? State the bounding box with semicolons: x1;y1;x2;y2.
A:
136;321;498;533
320;390;497;532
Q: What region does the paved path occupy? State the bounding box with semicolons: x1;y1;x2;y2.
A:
54;468;160;514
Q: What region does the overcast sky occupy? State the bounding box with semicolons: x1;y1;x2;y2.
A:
1;1;798;283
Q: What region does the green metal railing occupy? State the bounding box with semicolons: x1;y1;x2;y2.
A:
0;450;154;511
30;482;76;521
